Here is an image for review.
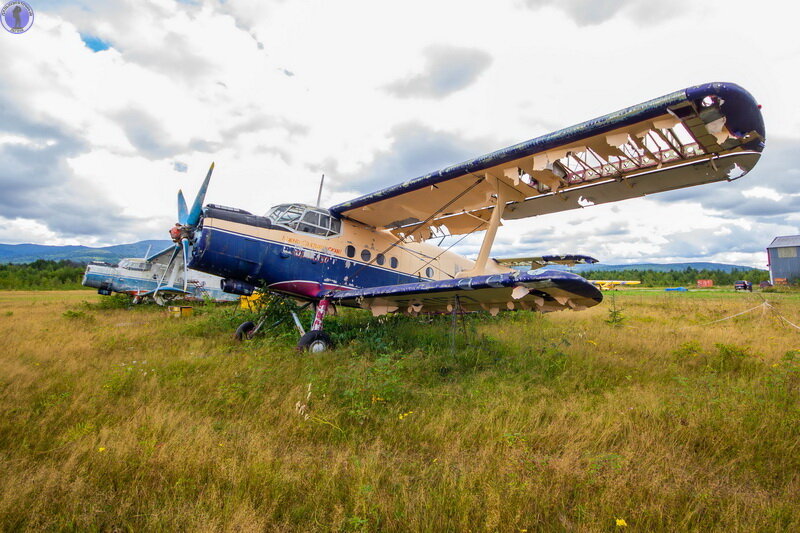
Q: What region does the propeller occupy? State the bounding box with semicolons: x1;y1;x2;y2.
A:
153;162;215;301
187;162;214;226
178;190;188;225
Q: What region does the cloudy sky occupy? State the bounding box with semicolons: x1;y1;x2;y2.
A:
1;0;798;267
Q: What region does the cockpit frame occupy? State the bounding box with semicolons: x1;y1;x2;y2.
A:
266;204;342;237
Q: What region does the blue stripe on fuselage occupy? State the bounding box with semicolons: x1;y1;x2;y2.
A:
189;226;430;292
82;271;161;293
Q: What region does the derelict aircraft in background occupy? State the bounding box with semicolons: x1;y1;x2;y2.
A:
82;165;238;305
169;82;764;351
81;254;238;305
591;280;642;291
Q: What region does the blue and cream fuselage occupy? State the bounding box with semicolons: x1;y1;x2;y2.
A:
189;204;479;300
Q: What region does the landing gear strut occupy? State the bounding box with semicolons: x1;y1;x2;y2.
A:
233;298;334;352
296;298;334;352
233;300;312;342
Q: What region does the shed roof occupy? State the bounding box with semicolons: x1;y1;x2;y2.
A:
768;235;800;248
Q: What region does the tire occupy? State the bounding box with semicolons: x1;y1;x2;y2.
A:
297;330;334;353
234;321;256;341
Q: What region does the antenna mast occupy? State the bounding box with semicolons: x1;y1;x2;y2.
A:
315;174;325;207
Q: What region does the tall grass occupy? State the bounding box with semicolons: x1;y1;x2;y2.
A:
0;290;798;531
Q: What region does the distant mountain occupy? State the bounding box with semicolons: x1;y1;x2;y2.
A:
0;240;173;264
1;241;768;274
553;262;766;273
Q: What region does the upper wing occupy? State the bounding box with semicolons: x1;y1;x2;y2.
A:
330;82;765;241
322;270;602;316
146;245;178;263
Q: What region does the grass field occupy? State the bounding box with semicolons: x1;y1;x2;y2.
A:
1;289;799;531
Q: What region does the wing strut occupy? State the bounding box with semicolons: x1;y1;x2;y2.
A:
349;176;486;280
456;183;509;278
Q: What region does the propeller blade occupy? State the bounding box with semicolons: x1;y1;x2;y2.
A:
181;238;190;292
186;162;214;227
177;190;188;225
153;244;180;302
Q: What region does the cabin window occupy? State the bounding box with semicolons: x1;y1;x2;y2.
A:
778;247;797;258
425;267;434;278
376;253;385;266
346;245;355;258
390;257;398;269
361;249;371;262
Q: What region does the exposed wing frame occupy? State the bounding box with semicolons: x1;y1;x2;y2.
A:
330;82;765;239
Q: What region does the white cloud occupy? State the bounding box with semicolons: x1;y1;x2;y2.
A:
0;0;798;268
742;187;784;202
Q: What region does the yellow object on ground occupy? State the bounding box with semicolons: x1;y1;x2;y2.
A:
239;293;263;311
168;306;193;318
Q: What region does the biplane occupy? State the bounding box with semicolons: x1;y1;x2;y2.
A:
173;82;763;351
591;280;642;291
81;253;238;305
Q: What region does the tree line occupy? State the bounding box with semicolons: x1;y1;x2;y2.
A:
0;260;774;291
0;260;86;290
581;267;770;287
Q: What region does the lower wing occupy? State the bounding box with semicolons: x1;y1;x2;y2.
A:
138;286;188;296
494;254;599;269
322;270;602;316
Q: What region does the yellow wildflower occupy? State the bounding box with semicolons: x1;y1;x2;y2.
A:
98;447;106;452
587;340;597;346
616;518;627;527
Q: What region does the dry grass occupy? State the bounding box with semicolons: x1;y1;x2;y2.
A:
0;289;798;531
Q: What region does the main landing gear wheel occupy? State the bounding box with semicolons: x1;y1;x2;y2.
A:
297;330;333;353
234;321;256;341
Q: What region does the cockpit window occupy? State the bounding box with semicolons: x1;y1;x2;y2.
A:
266;204;342;237
268;205;288;220
278;205;304;224
119;259;151;271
